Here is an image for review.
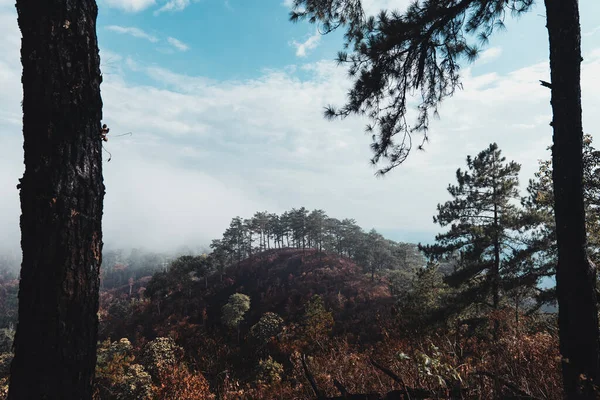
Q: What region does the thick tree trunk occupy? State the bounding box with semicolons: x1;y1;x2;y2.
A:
8;0;104;399
545;0;600;396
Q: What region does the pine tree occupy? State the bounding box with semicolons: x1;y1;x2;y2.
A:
522;135;600;303
290;207;309;250
307;209;327;251
9;0;104;397
420;144;522;339
223;217;245;264
359;229;394;281
288;0;598;392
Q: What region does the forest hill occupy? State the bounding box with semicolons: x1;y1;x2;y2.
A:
0;140;595;398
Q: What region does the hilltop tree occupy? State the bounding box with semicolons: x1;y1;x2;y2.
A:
360;229;394;281
223;217;246;264
268;213;285;249
307;209;328;251
290;207;310;250
8;0;105;398
210;239;228;281
288;0;597;394
420;144;523;339
214;209;422;281
251;212;271;252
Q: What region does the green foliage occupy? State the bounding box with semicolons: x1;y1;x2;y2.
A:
420;144;533;326
397;262;450;329
303;295;334;342
95;338;154;400
250;312;284;346
0;328;14;354
520;134;600;305
221;293;251;330
0;353;12;378
139;337;183;381
398;343;463;388
288;0;534;173
211;208;424;281
358;229;395;280
256;356;284;384
118;364;154;400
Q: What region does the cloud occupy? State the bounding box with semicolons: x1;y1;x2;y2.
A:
102;152;270;251
102;48;600;247
167;37;190;52
281;0;411;17
361;0;411;15
101;0;198;14
103;26;189;54
291;30;321;57
477;47;503;64
106;25;159;43
1;3;600;253
101;0;156;13
584;26;600;37
154;0;195;15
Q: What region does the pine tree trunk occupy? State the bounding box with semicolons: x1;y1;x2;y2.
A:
9;0;104;398
544;0;600;396
492;197;501;341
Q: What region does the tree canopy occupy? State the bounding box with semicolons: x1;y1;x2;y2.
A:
289;0;534;174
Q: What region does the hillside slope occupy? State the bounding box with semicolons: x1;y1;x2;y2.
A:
100;248;397;343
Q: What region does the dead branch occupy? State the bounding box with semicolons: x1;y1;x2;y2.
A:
333;379;349;397
302;354;325;399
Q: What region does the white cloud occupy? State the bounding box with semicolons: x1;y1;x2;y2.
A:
477;47;503;64
106;25;159;43
102;0;156;13
102;152;270;251
104;48;600;247
1;4;600;253
103;27;189;54
361;0;411;16
291;30;321;57
167;37;189;52
281;0;410;17
584;26;600;37
154;0;194;15
101;0;199;14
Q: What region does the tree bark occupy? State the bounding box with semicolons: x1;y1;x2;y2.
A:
8;0;104;398
492;185;500;342
544;0;600;396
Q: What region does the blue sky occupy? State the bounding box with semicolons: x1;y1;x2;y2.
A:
0;0;599;252
95;0;600;81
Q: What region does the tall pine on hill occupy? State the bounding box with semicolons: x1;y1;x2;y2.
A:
288;0;598;394
420;144;521;339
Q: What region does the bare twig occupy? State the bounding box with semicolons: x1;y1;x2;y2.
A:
301;354;325;399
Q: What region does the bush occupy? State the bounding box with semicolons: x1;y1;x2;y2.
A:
256;356;284;384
